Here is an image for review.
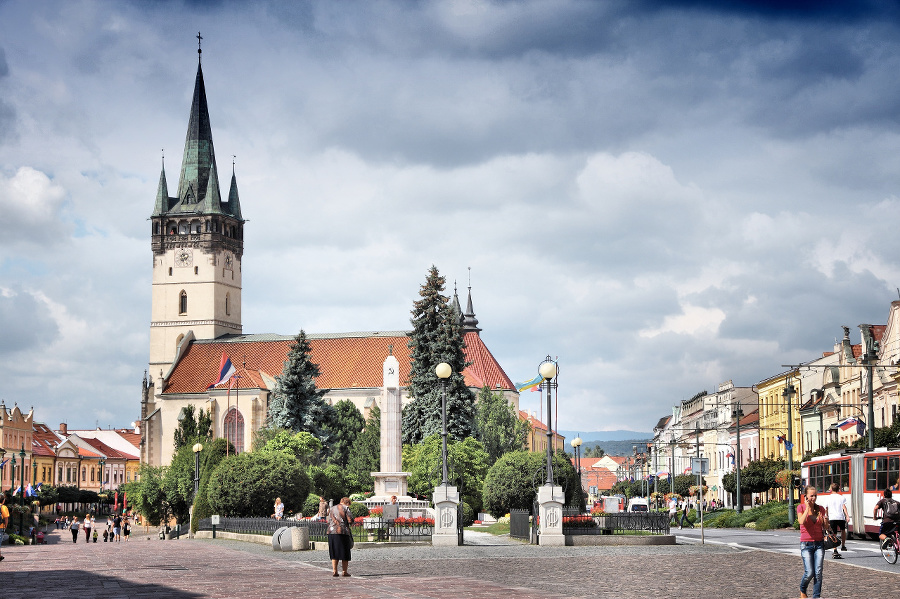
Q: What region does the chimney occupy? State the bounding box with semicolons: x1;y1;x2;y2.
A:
59;423;68;435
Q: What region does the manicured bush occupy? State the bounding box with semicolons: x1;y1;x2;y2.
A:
348;502;369;519
207;451;310;517
460;501;475;527
307;464;349;505
482;450;581;518
303;494;322;517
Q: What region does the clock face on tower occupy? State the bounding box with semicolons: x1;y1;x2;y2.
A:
175;249;192;268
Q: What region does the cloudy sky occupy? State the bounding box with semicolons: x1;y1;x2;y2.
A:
2;0;900;434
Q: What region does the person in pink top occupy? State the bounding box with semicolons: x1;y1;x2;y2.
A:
797;485;830;598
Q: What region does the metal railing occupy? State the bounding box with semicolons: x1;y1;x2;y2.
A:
509;509;530;540
562;510;670;535
197;516;434;542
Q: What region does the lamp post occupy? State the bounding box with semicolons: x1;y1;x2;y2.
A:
539;358;558;485
648;443;656;506
99;458;106;513
734;405;744;513
9;452;15;495
861;326;877;451
19;445;26;536
435;362;452;486
571;435;582;504
0;448;6;495
193;443;204;496
783;383;796;525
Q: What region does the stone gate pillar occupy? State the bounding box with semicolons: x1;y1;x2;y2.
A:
432;484;460;546
538;484;565;546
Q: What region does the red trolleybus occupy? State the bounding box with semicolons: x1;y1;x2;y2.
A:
802;448;900;539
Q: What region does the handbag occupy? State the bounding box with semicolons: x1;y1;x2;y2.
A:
823;531;839;550
348;535;355;549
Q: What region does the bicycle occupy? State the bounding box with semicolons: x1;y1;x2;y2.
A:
880;528;900;564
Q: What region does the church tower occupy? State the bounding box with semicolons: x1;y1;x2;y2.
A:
148;45;244;383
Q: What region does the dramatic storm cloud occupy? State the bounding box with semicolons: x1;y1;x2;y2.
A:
2;0;900;432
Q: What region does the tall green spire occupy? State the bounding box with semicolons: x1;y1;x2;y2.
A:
227;170;243;221
174;60;221;213
153;157;169;216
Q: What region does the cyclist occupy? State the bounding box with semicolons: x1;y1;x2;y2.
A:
874;488;900;543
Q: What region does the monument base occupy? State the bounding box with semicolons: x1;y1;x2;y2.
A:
432;484;460;547
538;484;565;547
370;471;411;501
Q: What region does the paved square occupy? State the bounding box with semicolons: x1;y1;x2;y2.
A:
1;529;897;598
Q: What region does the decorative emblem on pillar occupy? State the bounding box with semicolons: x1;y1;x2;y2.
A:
440;507;454;529
546;506;560;528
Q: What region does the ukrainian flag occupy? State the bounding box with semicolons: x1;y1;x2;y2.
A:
515;373;543;393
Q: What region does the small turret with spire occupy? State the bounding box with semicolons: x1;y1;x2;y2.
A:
462;267;481;334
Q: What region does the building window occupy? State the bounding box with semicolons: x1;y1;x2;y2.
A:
225;293;230;316
224;407;245;453
58;467;63;483
67;467;72;483
169;267;173;276
91;468;95;482
82;467;86;482
179;291;188;314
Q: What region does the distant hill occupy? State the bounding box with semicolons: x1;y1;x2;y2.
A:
558;430;652;442
580;439;653;458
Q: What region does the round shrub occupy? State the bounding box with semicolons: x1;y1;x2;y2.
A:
348;501;369;519
460;501;475;527
207;451;310;517
303;494;322;517
307;464;349;504
349;493;367;502
482;450;581;518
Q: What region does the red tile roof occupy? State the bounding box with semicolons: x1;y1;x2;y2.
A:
164;332;515;395
82;438;138;461
77;446;102;458
32;422;59;457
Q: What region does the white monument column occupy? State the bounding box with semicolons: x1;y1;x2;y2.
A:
371;353;411;500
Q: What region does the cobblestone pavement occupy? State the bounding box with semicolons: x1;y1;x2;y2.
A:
1;528;898;598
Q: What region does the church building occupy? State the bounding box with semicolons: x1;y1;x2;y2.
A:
140;50;518;467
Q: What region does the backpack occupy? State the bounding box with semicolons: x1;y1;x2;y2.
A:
885;498;900;521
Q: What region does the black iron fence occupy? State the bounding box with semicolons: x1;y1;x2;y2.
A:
562;510;670;535
197;517;434;542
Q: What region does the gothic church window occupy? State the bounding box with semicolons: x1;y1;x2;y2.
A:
224;407;245;453
179;291;188;314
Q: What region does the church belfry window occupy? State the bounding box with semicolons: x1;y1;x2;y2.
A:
179;291;188;314
225;293;230;315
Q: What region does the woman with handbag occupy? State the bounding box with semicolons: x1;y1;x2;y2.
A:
327;497;355;577
797;485;834;598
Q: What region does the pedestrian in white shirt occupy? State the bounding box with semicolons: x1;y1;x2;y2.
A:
820;482;849;558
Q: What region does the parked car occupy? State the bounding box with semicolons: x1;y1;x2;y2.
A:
627;498;649;512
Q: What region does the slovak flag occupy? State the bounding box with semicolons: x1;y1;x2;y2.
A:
837;418;858;431
656;469;670;478
727;452;735;466
25;483;33;497
209;352;236;388
13;485;20;496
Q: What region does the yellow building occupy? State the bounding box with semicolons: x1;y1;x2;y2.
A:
518;411;565;453
758;370;802;461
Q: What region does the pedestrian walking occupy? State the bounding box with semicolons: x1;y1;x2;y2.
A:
0;494;9;562
679;501;693;529
70;517;80;543
317;496;328;521
798;485;829;598
327;497;354;577
113;513;122;542
667;496;678;526
821;483;849;558
123;518;131;541
83;514;92;545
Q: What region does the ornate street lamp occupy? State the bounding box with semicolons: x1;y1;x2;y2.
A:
435;362;452;486
192;443;204;496
571;435;582;503
9;452;16;495
0;448;6;494
539;358;558;485
19;445;26;535
99;457;106;514
783;383;796;525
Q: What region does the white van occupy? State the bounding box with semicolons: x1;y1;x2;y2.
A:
627;498;649;512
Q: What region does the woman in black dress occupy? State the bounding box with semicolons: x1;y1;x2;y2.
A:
327;497;354;577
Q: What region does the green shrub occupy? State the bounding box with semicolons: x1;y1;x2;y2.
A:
349;493;367;502
348;502;369;519
191;438;232;533
8;534;30;545
303;494;322;517
307;464;348;504
460;501;475;527
207;451;311;517
482;450;581;517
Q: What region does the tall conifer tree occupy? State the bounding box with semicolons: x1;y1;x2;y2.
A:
402;266;474;444
268;330;336;444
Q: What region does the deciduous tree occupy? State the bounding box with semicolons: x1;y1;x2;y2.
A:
475;385;528;465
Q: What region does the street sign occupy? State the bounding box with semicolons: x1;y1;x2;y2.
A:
691;458;709;475
211;515;220;525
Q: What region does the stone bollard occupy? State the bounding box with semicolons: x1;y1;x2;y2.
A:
273;526;310;551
